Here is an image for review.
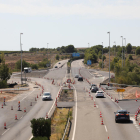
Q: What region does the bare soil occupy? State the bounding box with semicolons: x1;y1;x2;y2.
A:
59;89;74;102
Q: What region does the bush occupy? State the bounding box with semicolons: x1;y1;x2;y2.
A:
64;90;68;93
31;64;38;70
129;54;133;60
136;47;140;55
56;54;59;60
15;59;30;71
99;62;104;68
31;137;48;140
0;80;7;88
30;118;51;139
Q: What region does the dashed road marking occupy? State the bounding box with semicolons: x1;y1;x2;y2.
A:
2;128;10;135
104;125;108;132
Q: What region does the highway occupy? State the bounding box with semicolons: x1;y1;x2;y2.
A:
0;59;140;140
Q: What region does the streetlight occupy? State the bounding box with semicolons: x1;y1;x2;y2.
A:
47;43;49;69
121;36;123;68
102;42;103;70
107;32;110;83
20;33;23;85
124;38;126;66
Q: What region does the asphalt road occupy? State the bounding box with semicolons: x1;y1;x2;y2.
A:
0;60;68;140
70;59;140;140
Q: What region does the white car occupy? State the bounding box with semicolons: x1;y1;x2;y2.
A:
95;91;104;98
42;92;52;101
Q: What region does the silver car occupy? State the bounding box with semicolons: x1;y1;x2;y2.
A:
42;92;52;101
95;91;104;98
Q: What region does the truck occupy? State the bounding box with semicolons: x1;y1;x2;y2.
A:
24;67;32;73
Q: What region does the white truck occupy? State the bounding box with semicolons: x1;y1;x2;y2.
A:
24;67;32;73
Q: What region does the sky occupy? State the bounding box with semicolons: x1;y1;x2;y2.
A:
0;0;140;51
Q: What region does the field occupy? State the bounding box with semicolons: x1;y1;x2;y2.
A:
4;52;57;70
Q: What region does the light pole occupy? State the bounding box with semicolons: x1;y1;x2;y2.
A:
20;33;23;85
47;43;49;69
107;32;110;83
102;42;103;70
121;36;123;68
124;38;126;66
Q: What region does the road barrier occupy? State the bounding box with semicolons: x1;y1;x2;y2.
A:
135;114;137;121
94;102;96;107
18;101;20;111
136;98;138;102
1;103;3;108
3;97;6;106
24;107;26;112
101;118;104;125
11;106;13;110
15;114;17;120
100;112;102;117
4;122;6;129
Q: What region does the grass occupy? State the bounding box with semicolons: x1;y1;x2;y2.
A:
50;108;72;140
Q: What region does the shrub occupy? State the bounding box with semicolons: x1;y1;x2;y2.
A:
30;118;51;139
56;54;59;60
64;90;68;93
99;61;104;68
31;64;38;70
129;54;133;60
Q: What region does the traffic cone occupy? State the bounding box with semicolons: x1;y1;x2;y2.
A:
100;112;102;117
101;118;104;125
1;104;3;108
94;102;96;107
37;94;38;98
139;120;140;126
30;102;32;106
108;137;109;140
11;106;13;110
46;113;48;119
15;114;17;120
24;107;26;112
55;101;57;107
135;114;137;121
111;96;112;99
117;99;119;103
4;122;6;129
136;98;137;102
40;93;41;96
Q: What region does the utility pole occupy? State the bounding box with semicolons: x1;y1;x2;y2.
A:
102;42;103;70
20;33;23;85
47;43;49;69
124;38;126;66
107;32;110;83
121;36;123;68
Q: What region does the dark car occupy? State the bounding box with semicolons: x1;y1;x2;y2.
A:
91;86;98;93
55;66;58;68
78;77;83;81
114;110;130;123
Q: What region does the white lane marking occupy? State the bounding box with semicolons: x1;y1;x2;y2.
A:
96;105;98;108
2;128;10;135
104;125;108;132
72;85;77;140
21;89;36;102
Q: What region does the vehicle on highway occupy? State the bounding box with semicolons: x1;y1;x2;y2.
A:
58;62;61;64
78;76;83;81
91;86;98;93
42;92;52;101
24;67;32;73
55;66;58;68
114;110;130;123
95;91;104;98
75;74;79;78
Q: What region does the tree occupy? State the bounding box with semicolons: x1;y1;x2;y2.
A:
31;64;38;70
103;55;106;61
98;51;102;59
55;54;59;60
135;47;140;55
15;59;30;71
126;43;132;54
129;54;133;60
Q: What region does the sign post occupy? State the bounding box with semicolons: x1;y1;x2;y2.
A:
117;89;125;100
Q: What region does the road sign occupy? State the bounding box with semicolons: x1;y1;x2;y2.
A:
67;79;71;83
87;60;92;65
72;53;80;57
117;89;125;92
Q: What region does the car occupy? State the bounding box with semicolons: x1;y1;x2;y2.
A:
42;92;52;101
75;74;79;78
58;62;61;64
95;91;104;98
114;110;130;123
78;76;83;81
55;66;58;68
91;86;98;93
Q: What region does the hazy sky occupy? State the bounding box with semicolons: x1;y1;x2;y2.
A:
0;0;140;51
